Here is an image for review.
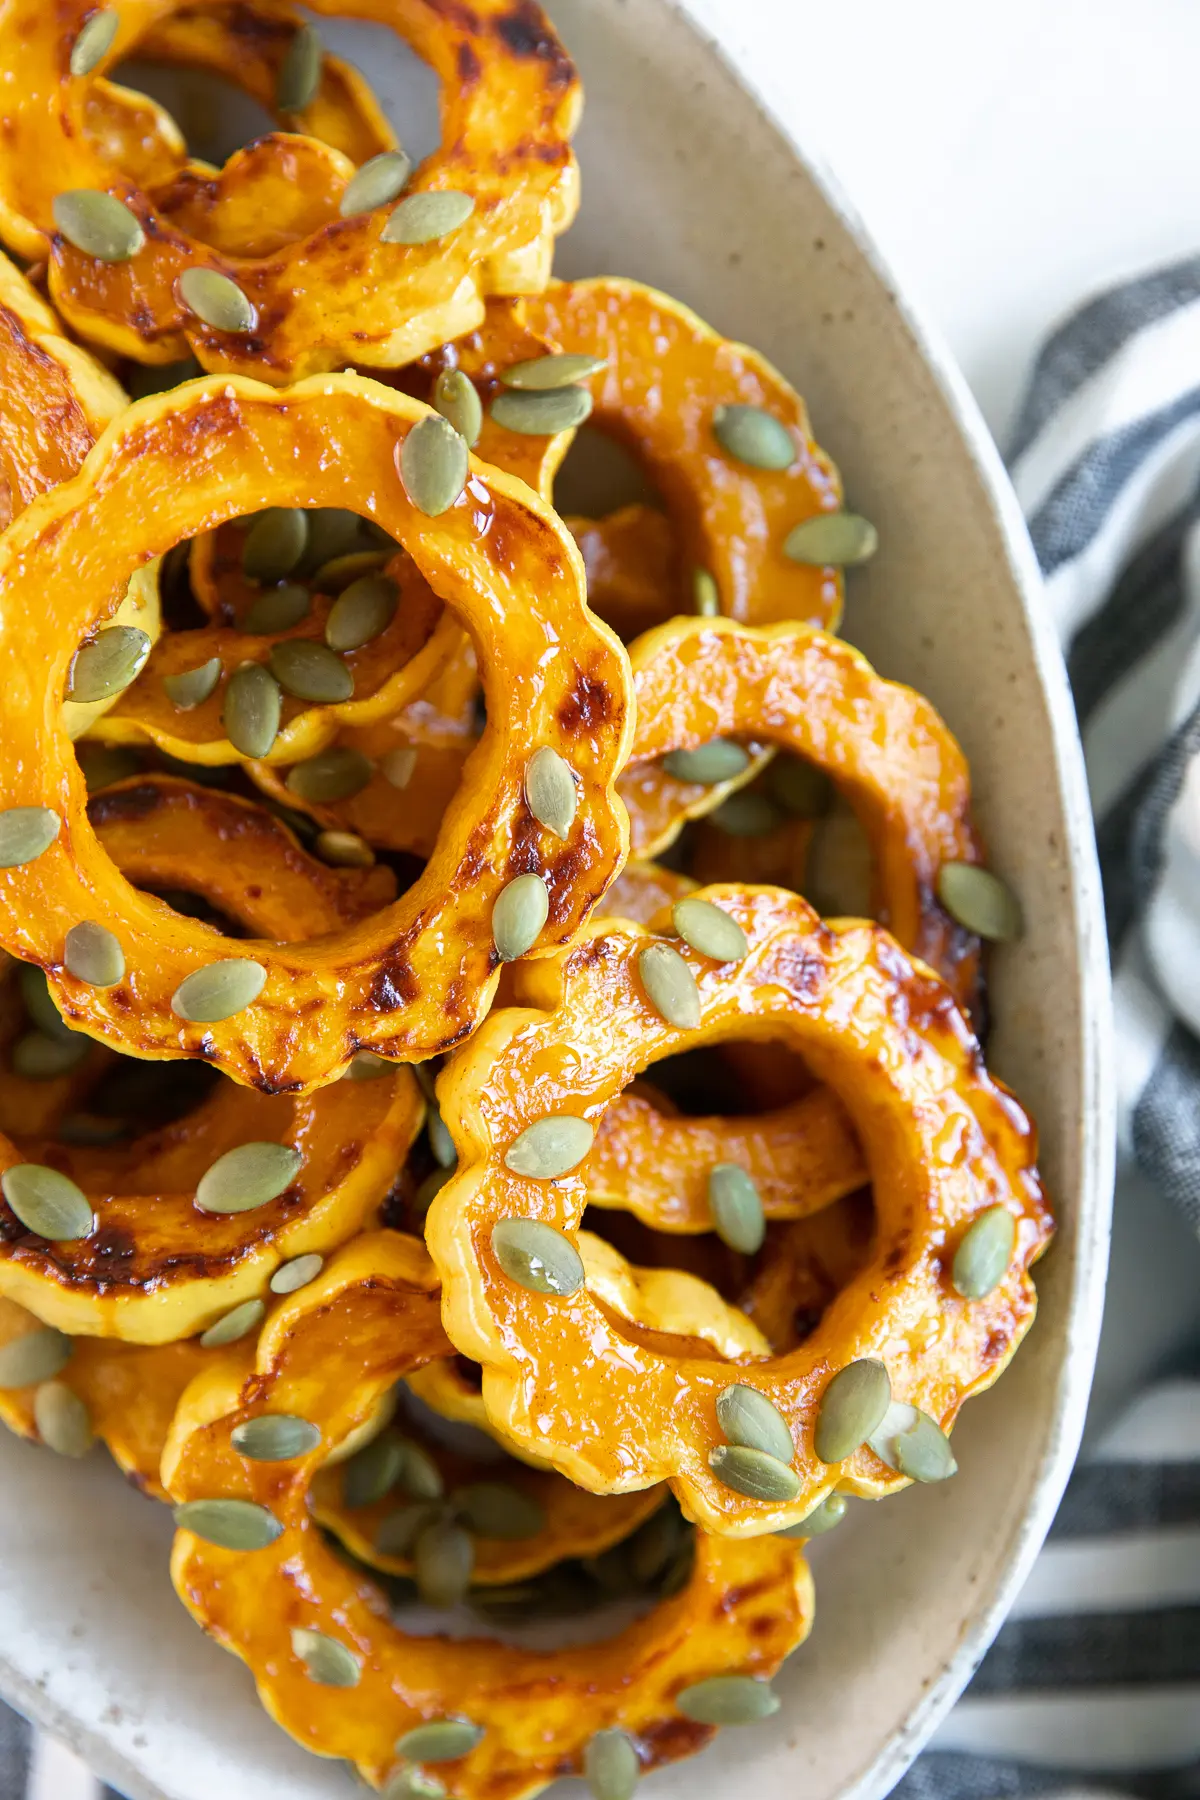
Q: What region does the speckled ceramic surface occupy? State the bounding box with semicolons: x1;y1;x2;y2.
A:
0;4;1113;1797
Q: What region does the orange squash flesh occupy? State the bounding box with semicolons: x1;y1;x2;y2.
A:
738;1192;877;1356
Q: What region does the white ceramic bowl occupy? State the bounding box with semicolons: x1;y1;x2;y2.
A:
0;4;1113;1797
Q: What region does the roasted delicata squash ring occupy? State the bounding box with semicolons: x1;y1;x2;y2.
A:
0;0;580;379
567;505;681;642
0;376;632;1091
164;1232;813;1794
527;278;844;628
428;886;1053;1534
598;860;696;925
738;1191;876;1357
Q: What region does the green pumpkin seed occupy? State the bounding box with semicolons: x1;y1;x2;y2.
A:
503;1115;594;1180
712;403;794;471
325;574;398;652
77;745;140;791
692;567;721;617
34;1381;93;1458
311;550;389;593
783;511;878;567
345;1050;392;1079
585;1729;640;1800
675;1674;780;1725
638;942;700;1029
19;967;72;1038
769;755;830;817
285;746;373;804
672;897;747;963
171;957;267;1023
242;583;310;634
662;739;750;785
491;387;593;435
500;353;606;391
0;808;60;868
400;415;469;517
394;1718;484;1763
231;1413;321;1461
868;1400;957;1483
268;639;354;704
382;191;475;245
814;1358;892;1464
52;190;143;262
708;1443;800;1503
340;149;412;217
56;1112;124;1146
70;9;118;77
269;1253;323;1294
414;1517;474;1607
222;662;281;758
66;625;150;702
173;1497;282;1550
316;830;374;868
381;746;418;789
427;1107;456;1169
627;1505;684;1586
492;873;549;963
952;1205;1017;1300
301;507;373;571
491;1218;584;1296
776;1493;847;1538
343;1434;405;1509
716;1384;794;1464
0;1328;71;1389
242;509;308;584
198;1299;265;1348
375;1501;441;1558
452;1481;544;1540
936;863;1023;941
432;369;482;448
413;1167;451;1216
276;22;322;112
178;267;257;335
398;1441;444;1502
291;1626;361;1687
11;1031;88;1079
163;657;222;710
709;793;784;837
1;1165;92;1240
196;1141;303;1215
384;1765;446;1800
524;746;577;840
64;920;124;988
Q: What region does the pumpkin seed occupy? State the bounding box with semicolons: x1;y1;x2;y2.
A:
34;1381;93;1458
491;1218;584;1296
301;507;372;570
503;1116;594;1180
269;1253;323;1295
242;583;310;634
492;873;549;963
11;1031;89;1079
952;1205;1017;1300
375;1501;440;1558
414;1517;474;1607
381;746;418;789
291;1627;361;1687
662;739;750;785
716;1384;794;1464
585;1729;640;1800
708;1443;800;1503
672;896;747;963
500;353;606;391
77;745;140;791
242;508;308;584
325;573;398;652
770;755;831;817
712;403;794;471
1;1165;92;1240
427;1107;456;1169
64;920;124;988
709;793;784;837
432;369;482;448
814;1358;892;1463
66;625;150;702
399;415;469;517
524;746;578;840
783;511;878;567
394;1719;484;1763
384;1766;446;1800
231;1413;321;1462
452;1481;544;1540
340;148;412;217
311;551;389;593
382;191;475;245
776;1493;847;1538
0;1328;71;1389
343;1434;406;1509
198;1299;265;1348
638;942;701;1029
276;23;322;112
868;1400;957;1482
19;967;72;1038
56;1112;124;1146
163;657;222;710
397;1441;444;1502
491;387;593;435
692;567;721;617
196;1141;303;1214
173;1498;282;1550
345;1050;391;1079
268;639;354;704
413;1167;451;1216
222;662;281;758
178;267;257;335
315;830;374;868
676;1674;780;1725
936;863;1023;941
52;190;143;262
285;746;373;804
171;957;267;1022
70;9;118;77
627;1506;684;1586
0;808;60;868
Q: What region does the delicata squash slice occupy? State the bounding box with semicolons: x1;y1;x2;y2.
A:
427;886;1053;1535
0;0;580;379
0;375;632;1091
164;1231;813;1796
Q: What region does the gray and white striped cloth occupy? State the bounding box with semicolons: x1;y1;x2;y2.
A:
5;260;1200;1800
